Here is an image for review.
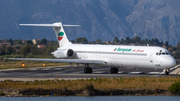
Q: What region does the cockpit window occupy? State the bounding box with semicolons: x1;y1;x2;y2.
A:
156;51;170;56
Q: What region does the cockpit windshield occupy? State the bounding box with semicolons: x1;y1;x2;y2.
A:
156;50;169;55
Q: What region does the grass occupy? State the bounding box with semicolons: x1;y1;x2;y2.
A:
0;61;72;69
0;55;75;69
0;77;180;91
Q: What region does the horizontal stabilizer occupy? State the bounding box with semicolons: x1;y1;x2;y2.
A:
19;24;61;27
63;25;81;28
19;24;80;28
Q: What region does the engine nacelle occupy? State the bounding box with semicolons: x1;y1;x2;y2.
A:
53;49;74;58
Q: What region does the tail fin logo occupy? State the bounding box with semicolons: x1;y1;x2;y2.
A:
58;32;64;41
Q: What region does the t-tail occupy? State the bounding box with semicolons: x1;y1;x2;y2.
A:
20;22;80;47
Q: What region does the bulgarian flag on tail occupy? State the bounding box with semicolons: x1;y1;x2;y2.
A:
58;32;64;41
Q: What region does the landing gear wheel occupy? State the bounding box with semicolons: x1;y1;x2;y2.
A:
164;69;170;75
84;64;92;74
88;68;92;73
110;68;114;74
84;67;92;73
165;71;169;75
115;68;118;74
110;67;118;74
84;68;88;73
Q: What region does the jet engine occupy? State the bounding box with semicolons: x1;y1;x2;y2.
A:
53;49;75;58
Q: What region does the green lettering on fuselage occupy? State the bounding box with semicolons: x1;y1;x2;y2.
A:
114;47;132;52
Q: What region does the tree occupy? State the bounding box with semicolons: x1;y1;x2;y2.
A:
159;41;163;46
76;38;82;43
113;36;119;44
165;41;169;49
15;46;20;50
81;37;88;44
26;40;32;44
75;37;88;44
31;45;39;55
133;36;141;43
96;39;103;44
177;42;180;48
9;38;13;45
6;46;15;55
21;44;31;56
71;40;75;43
0;45;6;55
126;37;130;44
120;39;125;44
45;46;53;55
41;38;47;45
17;39;22;44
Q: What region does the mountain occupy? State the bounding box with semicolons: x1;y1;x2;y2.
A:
0;0;180;46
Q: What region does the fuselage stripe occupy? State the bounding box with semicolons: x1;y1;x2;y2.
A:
75;51;147;56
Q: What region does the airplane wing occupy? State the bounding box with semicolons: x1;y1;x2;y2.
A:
7;58;104;64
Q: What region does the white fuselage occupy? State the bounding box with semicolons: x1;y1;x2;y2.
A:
56;44;176;69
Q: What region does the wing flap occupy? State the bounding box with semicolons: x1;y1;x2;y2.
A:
8;58;104;64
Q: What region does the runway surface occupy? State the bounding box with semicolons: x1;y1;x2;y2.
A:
0;65;180;81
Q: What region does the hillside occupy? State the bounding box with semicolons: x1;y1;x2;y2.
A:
0;0;180;46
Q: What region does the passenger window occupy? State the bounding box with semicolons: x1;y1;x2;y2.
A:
159;53;161;55
162;52;165;55
165;51;169;55
156;53;158;55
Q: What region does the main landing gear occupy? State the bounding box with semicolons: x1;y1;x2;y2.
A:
84;64;92;73
110;67;118;74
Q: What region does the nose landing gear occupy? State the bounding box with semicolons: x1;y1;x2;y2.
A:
84;64;92;73
110;67;118;74
163;69;170;75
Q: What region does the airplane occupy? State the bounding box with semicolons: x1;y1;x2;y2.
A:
8;22;176;75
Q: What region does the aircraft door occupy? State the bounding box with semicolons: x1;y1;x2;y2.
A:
149;53;153;62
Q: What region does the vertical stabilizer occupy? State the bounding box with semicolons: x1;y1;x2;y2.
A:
52;22;71;47
19;22;80;47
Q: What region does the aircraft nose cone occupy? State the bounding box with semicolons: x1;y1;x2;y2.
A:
167;57;176;68
161;56;176;69
171;57;176;66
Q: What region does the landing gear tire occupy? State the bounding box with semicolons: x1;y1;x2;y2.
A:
84;64;92;73
163;69;170;75
84;68;87;73
88;68;92;73
84;67;92;73
110;67;118;74
165;71;169;75
110;68;113;74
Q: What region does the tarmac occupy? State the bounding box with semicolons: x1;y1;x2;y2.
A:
0;64;179;81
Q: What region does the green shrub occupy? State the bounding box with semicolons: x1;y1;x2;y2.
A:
169;82;180;95
0;92;5;96
0;57;3;61
26;81;29;85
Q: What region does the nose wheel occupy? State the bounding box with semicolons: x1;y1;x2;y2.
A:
163;69;170;75
110;67;118;74
84;64;92;73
